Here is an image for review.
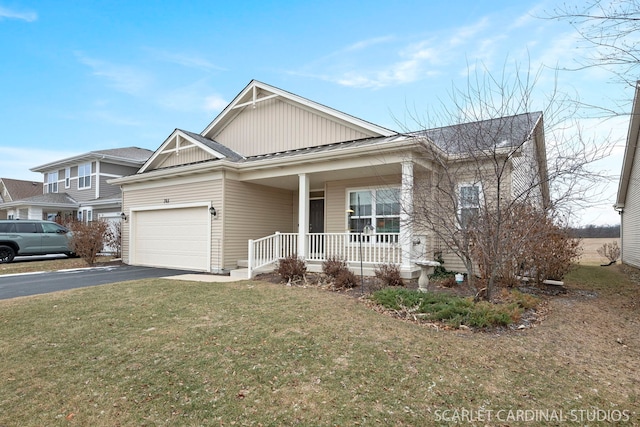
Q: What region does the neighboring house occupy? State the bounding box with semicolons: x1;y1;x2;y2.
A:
110;80;548;278
615;81;640;268
0;148;153;223
0;178;43;219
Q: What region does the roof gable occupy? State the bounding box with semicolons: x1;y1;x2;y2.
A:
200;80;396;157
139;129;243;173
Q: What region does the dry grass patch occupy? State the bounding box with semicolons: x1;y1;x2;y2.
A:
0;255;117;275
0;266;638;425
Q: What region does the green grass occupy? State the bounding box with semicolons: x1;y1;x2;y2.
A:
0;267;639;425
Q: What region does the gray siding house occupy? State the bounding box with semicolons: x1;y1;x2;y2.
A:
0;147;152;223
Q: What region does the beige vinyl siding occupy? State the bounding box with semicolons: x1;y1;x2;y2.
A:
622;130;640;268
223;179;294;268
325;174;401;233
215;98;372;157
121;175;223;270
511;139;543;205
155;148;217;169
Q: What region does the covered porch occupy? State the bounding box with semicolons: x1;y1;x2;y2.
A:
232;153;434;279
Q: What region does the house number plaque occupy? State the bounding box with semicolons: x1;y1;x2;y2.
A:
163;199;170;204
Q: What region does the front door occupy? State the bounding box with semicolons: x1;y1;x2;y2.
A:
309;199;324;256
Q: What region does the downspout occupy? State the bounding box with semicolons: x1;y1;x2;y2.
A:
614;204;624;263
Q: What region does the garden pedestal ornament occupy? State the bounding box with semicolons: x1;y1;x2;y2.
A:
414;260;441;292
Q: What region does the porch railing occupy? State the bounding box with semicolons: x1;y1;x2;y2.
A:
247;232;298;278
247;232;401;278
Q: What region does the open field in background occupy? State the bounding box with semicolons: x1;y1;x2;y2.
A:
0;264;638;426
578;237;620;265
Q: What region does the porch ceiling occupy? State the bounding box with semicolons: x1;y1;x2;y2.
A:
240;162;401;190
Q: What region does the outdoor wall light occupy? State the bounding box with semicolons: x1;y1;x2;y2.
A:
120;212;128;221
209;206;217;217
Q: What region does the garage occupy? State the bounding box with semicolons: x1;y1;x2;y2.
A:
131;205;210;271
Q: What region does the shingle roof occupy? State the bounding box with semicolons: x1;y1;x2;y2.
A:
178;130;245;161
0;178;43;201
31;147;154;172
415;112;542;154
10;193;78;206
91;147;155;162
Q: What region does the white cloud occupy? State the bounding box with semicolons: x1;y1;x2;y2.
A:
0;6;37;22
204;94;227;112
0;147;78;181
76;53;152;95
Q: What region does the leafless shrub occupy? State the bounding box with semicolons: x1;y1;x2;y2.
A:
374;263;404;287
322;256;349;278
597;241;621;264
275;254;307;283
67;220;109;265
322;256;357;289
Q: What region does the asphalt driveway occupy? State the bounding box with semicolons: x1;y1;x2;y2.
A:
0;264;201;300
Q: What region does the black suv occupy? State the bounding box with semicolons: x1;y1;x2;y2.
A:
0;220;73;263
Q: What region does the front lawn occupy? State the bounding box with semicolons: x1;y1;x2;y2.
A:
0;265;638;425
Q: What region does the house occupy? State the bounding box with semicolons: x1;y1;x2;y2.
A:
615;81;640;268
110;80;548;278
0;178;43;219
0;147;153;223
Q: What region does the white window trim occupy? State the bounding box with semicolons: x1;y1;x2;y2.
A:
47;171;59;194
78;208;93;223
346;186;401;242
78;162;92;190
457;182;483;229
65;167;71;189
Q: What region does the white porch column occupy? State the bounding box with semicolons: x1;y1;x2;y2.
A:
297;173;310;258
400;160;414;270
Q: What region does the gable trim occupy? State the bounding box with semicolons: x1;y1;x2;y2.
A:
201;80;396;139
139;129;228;174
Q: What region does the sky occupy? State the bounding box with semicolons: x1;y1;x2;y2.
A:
0;0;633;226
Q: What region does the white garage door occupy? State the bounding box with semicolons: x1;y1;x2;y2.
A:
132;206;210;271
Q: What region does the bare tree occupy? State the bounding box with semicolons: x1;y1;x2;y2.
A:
68;219;109;265
547;0;640;87
405;63;610;300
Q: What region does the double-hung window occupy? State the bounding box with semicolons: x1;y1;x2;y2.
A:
78;163;91;189
47;172;58;194
65;167;70;188
458;183;481;229
348;188;400;242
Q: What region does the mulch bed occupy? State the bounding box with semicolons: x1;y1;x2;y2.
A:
254;271;562;332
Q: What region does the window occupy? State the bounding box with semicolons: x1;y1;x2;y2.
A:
65;167;70;188
348;188;400;241
78;163;91;189
47;172;58;194
78;208;92;223
15;222;38;233
42;222;67;234
458;183;481;229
